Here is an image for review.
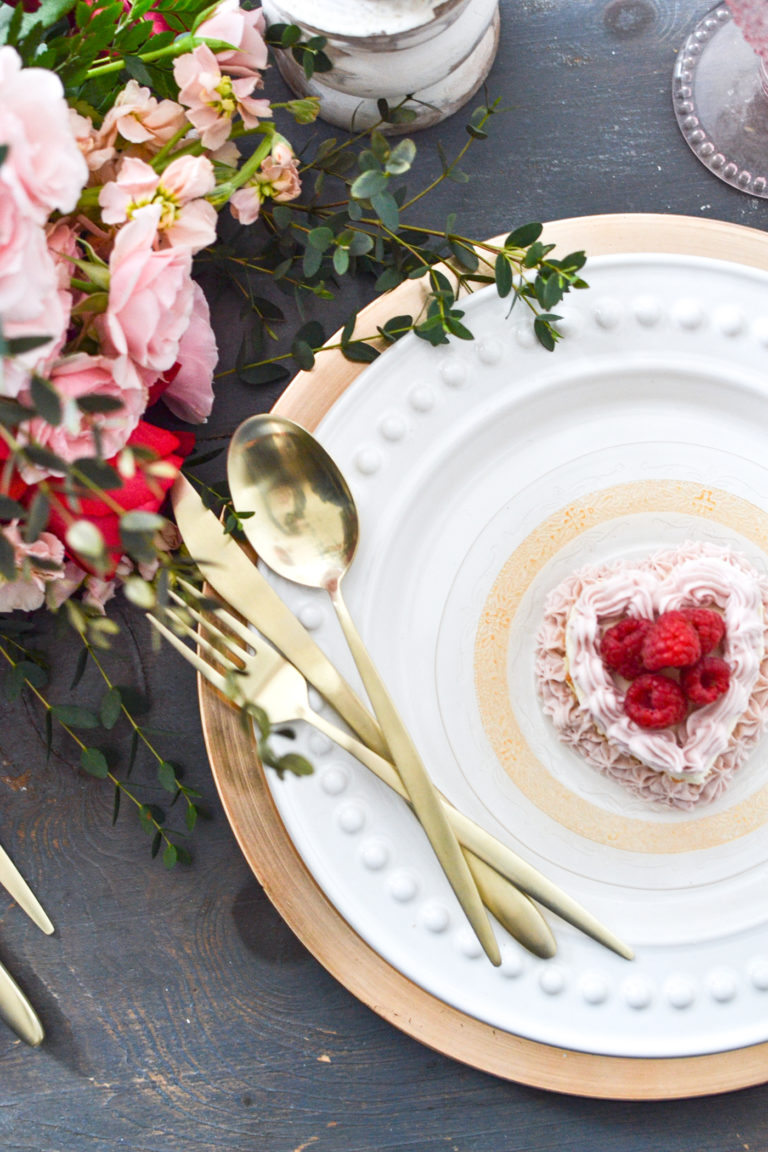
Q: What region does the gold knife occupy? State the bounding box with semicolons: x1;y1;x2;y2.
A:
171;475;633;961
172;477;388;759
0;959;43;1045
0;844;53;936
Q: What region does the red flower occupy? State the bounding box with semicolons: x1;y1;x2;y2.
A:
0;439;30;504
44;421;195;575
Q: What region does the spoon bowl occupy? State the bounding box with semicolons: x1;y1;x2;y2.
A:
227;414;358;590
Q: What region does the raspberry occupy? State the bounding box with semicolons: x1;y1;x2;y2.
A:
679;607;725;656
680;656;731;706
624;673;687;729
600;617;653;679
640;610;701;670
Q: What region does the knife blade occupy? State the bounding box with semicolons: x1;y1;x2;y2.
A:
171;475;633;961
172;476;388;759
0;845;53;936
0;959;43;1046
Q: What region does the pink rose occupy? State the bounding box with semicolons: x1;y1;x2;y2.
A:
0;184;60;327
160;283;218;422
19;353;145;479
173;43;271;151
197;0;269;78
0;46;87;224
99;208;195;373
0;521;65;613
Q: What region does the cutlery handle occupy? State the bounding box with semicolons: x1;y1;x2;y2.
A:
307;708;555;959
328;583;501;966
307;707;631;962
0;960;43;1046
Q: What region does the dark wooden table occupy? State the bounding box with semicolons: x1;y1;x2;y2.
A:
3;2;768;1148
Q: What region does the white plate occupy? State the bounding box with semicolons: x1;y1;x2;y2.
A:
264;253;768;1059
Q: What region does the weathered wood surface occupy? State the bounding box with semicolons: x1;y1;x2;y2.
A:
2;1;768;1148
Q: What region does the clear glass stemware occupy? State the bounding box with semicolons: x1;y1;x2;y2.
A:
674;2;768;196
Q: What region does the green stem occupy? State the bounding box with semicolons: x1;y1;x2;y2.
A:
85;36;199;78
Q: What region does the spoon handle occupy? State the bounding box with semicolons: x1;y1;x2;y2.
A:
328;583;501;967
306;708;556;959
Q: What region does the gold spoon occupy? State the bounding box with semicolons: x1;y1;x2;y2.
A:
227;414;501;966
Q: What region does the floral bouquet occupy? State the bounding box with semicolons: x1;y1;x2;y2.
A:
0;0;310;623
1;0;587;862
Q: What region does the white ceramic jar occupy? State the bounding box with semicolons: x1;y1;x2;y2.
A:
261;0;501;132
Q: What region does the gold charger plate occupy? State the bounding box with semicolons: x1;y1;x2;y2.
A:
198;214;768;1099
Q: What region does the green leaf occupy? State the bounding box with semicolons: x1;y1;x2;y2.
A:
371;190;399;233
342;342;380;364
505;222;543;249
163;843;178;869
23;445;67;472
0;533;17;581
76;394;124;415
350;168;388;200
70;646;90;691
307;226;334;251
302;244;323;278
448;239;478;271
291;339;315;371
66;520;107;563
52;704;100;729
333;246;350;275
385;137;416;175
340;312;357;346
374;268;403;293
278;752;314;778
72;457;122;493
157;760;179;793
121;510;164;534
0;495;25;520
494;253;513;298
81;747;109;778
100;687;122;730
23;492;50;544
185;804;198;832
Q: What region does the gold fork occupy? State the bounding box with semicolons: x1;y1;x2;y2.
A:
149;584;557;959
150;582;633;961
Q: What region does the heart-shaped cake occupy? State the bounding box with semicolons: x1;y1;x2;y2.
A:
535;541;768;809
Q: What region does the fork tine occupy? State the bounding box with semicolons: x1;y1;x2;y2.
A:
147;613;230;696
176;577;264;657
161;600;246;679
167;587;253;667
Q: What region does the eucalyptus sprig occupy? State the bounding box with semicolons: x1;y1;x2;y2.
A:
208;97;588;388
0;622;200;866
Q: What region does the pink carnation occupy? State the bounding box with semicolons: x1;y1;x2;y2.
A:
99;207;195;374
0;46;87;224
0;522;65;613
173;43;271;151
20;353;145;479
197;0;269;78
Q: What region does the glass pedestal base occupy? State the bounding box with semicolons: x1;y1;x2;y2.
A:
674;4;768;197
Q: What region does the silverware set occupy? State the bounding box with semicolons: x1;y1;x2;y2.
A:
166;419;634;965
